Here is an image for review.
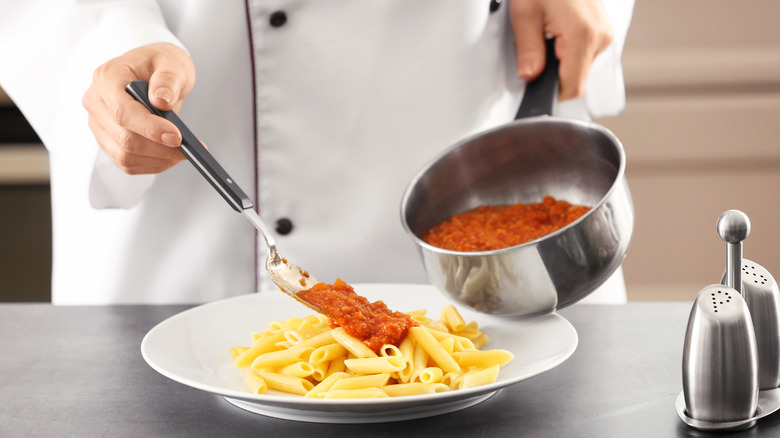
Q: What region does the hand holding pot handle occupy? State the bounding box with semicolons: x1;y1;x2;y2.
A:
515;38;559;120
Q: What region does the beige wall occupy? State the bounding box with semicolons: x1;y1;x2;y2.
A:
599;0;780;300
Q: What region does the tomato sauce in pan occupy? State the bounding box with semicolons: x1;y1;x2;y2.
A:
421;196;589;252
297;279;416;353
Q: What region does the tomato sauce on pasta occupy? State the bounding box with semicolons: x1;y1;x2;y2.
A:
421;196;589;252
297;279;416;353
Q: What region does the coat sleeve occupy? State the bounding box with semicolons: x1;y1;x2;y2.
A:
0;0;186;208
583;0;635;119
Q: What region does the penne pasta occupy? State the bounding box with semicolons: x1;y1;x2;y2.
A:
396;336;416;383
409;314;433;325
451;349;514;367
425;320;450;333
305;372;349;398
398;336;415;360
407;309;432;325
298;314;329;330
331;327;378;358
278;361;315;379
230;300;513;399
310;360;329;381
283;330;303;344
440;304;467;332
411;343;429;383
269;316;303;331
344;356;406;374
252;369;314;395
396;358;414;383
243;369;268;394
294;330;338;349
283;328;325;345
229;346;248;359
326;355;347;376
452;326;483;341
382;382;449;397
251;346;315;370
424;327;475;352
460;365;500;389
234;332;286;368
274;340;294;350
309;343;348;365
330;373;391;391
409;326;460;373
289;327;331;342
442;371;464;390
471;333;490;350
440;337;456;354
419;367;444;384
380;344;402;358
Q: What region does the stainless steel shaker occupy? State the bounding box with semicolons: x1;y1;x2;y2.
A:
736;260;780;389
682;284;758;423
718;210;780;390
682;210;759;423
678;210;780;430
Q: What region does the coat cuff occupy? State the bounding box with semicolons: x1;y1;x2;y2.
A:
89;149;156;209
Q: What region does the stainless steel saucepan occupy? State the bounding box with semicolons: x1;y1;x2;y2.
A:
401;39;634;317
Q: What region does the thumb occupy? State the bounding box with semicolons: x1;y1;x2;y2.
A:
147;45;196;112
509;3;547;82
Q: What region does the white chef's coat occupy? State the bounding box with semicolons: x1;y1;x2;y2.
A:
0;0;634;304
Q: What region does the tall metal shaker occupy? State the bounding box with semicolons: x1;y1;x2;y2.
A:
682;210;758;422
718;210;780;390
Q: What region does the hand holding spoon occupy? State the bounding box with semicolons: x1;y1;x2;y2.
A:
126;80;323;313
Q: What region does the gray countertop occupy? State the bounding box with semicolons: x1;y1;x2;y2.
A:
2;301;778;437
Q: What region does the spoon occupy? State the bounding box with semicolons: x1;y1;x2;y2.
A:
125;80;323;313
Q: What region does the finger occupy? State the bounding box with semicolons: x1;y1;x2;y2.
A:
148;70;179;112
113;154;183;175
84;59;184;150
555;35;594;101
549;2;613;101
148;48;196;112
88;114;184;162
89;116;184;174
509;1;547;81
105;90;183;148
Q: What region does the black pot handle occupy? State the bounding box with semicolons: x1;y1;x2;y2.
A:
515;38;560;120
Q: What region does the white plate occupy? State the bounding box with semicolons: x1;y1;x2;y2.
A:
141;284;577;423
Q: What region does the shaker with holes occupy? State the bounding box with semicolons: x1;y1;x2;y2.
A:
681;210;759;425
718;210;780;390
682;287;758;424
